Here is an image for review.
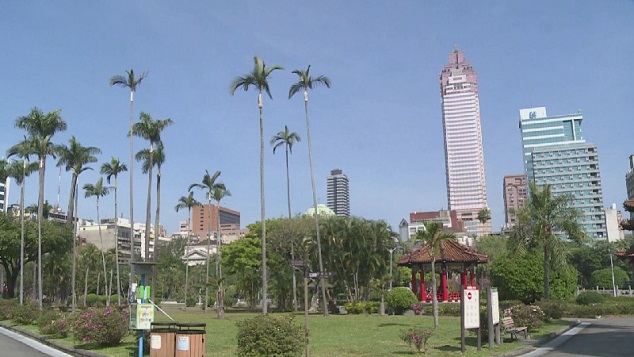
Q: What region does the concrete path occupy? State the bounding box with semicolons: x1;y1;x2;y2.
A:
0;326;72;357
522;317;634;357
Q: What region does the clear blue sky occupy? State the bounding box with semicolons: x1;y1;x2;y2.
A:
2;1;633;234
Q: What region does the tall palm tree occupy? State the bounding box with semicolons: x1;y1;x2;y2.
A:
513;183;584;300
137;142;166;301
271;125;301;311
415;222;455;328
230;56;283;314
289;64;331;315
3;147;37;305
110;69;147;287
211;184;231;319
100;157;128;305
132;112;172;263
84;177;111;306
175;192;201;311
189;170;226;312
56;136;101;225
13;107;67;309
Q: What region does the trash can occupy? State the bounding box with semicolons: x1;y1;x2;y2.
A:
150;322;177;357
175;323;206;357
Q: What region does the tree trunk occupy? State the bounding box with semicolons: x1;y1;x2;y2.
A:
205;198;212;311
217;201;224;319
128;92;136;300
259;91;268;315
285;146;298;313
84;268;89;306
97;199;109;306
19;167;26;305
72;183;78;311
67;172;78;225
431;258;439;328
37;156;46;309
114;177;121;305
152;166;161;302
544;245;550;300
144;146;154;263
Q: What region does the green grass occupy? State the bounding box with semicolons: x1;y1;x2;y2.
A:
2;310;575;357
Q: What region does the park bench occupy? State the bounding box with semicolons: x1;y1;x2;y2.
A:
502;315;528;340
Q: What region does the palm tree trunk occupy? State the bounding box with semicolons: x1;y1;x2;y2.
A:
304;91;327;316
259;91;268;315
145;148;153;263
205;198;212;311
19;163;25;305
97;199;109;306
431;259;439;328
184;212;191;311
37;156;45;309
216;201;224;320
71;183;78;311
67;173;78;225
114;178;121;305
544;245;550;300
128;90;135;292
84;267;89;306
152;167;161;302
285;146;298;313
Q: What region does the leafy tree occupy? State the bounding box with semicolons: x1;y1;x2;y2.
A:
100;157;128;305
211;183;230;319
56;136;101;225
289;64;331;315
271;125;301;311
189;169;226;311
589;267;629;289
221;235;262;308
84;177;111;305
12;107;67;308
414;222;455;328
230;56;283;314
510;182;584;300
132;112;172;263
477;207;491;224
475;234;508;262
175;192;200;310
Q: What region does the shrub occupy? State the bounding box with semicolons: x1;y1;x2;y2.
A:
509;304;544;332
109;294;119;305
38;309;70;337
400;327;433;353
411;303;425;315
236;315;304;357
589;267;629;289
0;299;18;320
344;301;364;314
438;303;461;316
386;287;418;315
535;300;566;322
576;291;606;305
85;294;99;307
186;296;198;307
10;303;39;325
72;306;129;347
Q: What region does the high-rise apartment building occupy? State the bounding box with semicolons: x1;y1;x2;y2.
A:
191;204;240;238
440;48;490;237
625;155;634;204
0;178;9;212
519;107;606;239
327;169;350;217
503;174;527;228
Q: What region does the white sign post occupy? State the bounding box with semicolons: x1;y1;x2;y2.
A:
490;287;501;344
461;285;481;353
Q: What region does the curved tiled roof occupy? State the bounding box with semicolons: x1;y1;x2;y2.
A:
397;239;488;266
616;245;634;260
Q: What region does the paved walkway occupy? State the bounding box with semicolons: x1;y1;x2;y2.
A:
0;327;72;357
521;317;634;357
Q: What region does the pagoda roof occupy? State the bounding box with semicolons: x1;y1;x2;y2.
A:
397;239;488;266
616;245;634;260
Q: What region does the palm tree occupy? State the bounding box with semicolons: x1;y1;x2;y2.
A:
513;182;584;300
230;56;283;314
132;112;172;263
2;147;37;305
56;136;101;225
100;157;128;305
189;170;226;312
289;64;331;315
175;192;201;311
13;107;67;309
271;125;301;311
137;142;166;301
415;222;455;328
110;69;148;287
211;184;231;319
84;177;111;305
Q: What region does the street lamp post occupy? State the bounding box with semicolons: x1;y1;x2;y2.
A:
609;248;617;297
388;247;397;291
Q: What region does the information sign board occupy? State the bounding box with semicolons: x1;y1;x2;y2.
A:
491;288;500;324
462;286;480;329
129;303;154;330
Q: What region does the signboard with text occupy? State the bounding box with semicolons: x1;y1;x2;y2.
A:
491;288;500;324
129;303;154;330
462;286;480;329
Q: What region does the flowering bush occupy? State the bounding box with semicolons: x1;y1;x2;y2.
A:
72;307;128;346
38;309;70;338
411;303;425;315
10;303;39;325
400;327;433;353
509;304;544;332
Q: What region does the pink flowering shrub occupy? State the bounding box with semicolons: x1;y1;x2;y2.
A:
72;307;129;346
38;309;70;338
400;327;433;353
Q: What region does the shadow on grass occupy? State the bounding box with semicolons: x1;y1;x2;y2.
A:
435;344;461;352
391;349;418;355
377;322;411;327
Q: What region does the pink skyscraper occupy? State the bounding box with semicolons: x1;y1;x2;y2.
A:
439;48;490;236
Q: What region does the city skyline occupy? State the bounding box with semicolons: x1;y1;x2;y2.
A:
1;2;633;235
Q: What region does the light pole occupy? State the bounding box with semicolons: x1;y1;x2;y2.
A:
388;247;397;291
609;246;617;297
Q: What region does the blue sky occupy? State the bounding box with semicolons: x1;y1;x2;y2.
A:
2;1;633;234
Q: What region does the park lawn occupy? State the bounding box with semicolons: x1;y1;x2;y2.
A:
4;311;575;357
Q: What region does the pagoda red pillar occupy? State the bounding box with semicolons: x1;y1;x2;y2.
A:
469;266;476;287
461;263;468;287
441;263;448;302
419;268;426;301
411;268;417;296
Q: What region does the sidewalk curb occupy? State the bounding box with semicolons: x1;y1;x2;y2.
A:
497;320;584;357
0;322;106;357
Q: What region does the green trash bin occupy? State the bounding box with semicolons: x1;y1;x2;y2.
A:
175;323;206;357
150;322;178;357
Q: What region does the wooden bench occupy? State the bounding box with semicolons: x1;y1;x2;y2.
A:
502;316;528;340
